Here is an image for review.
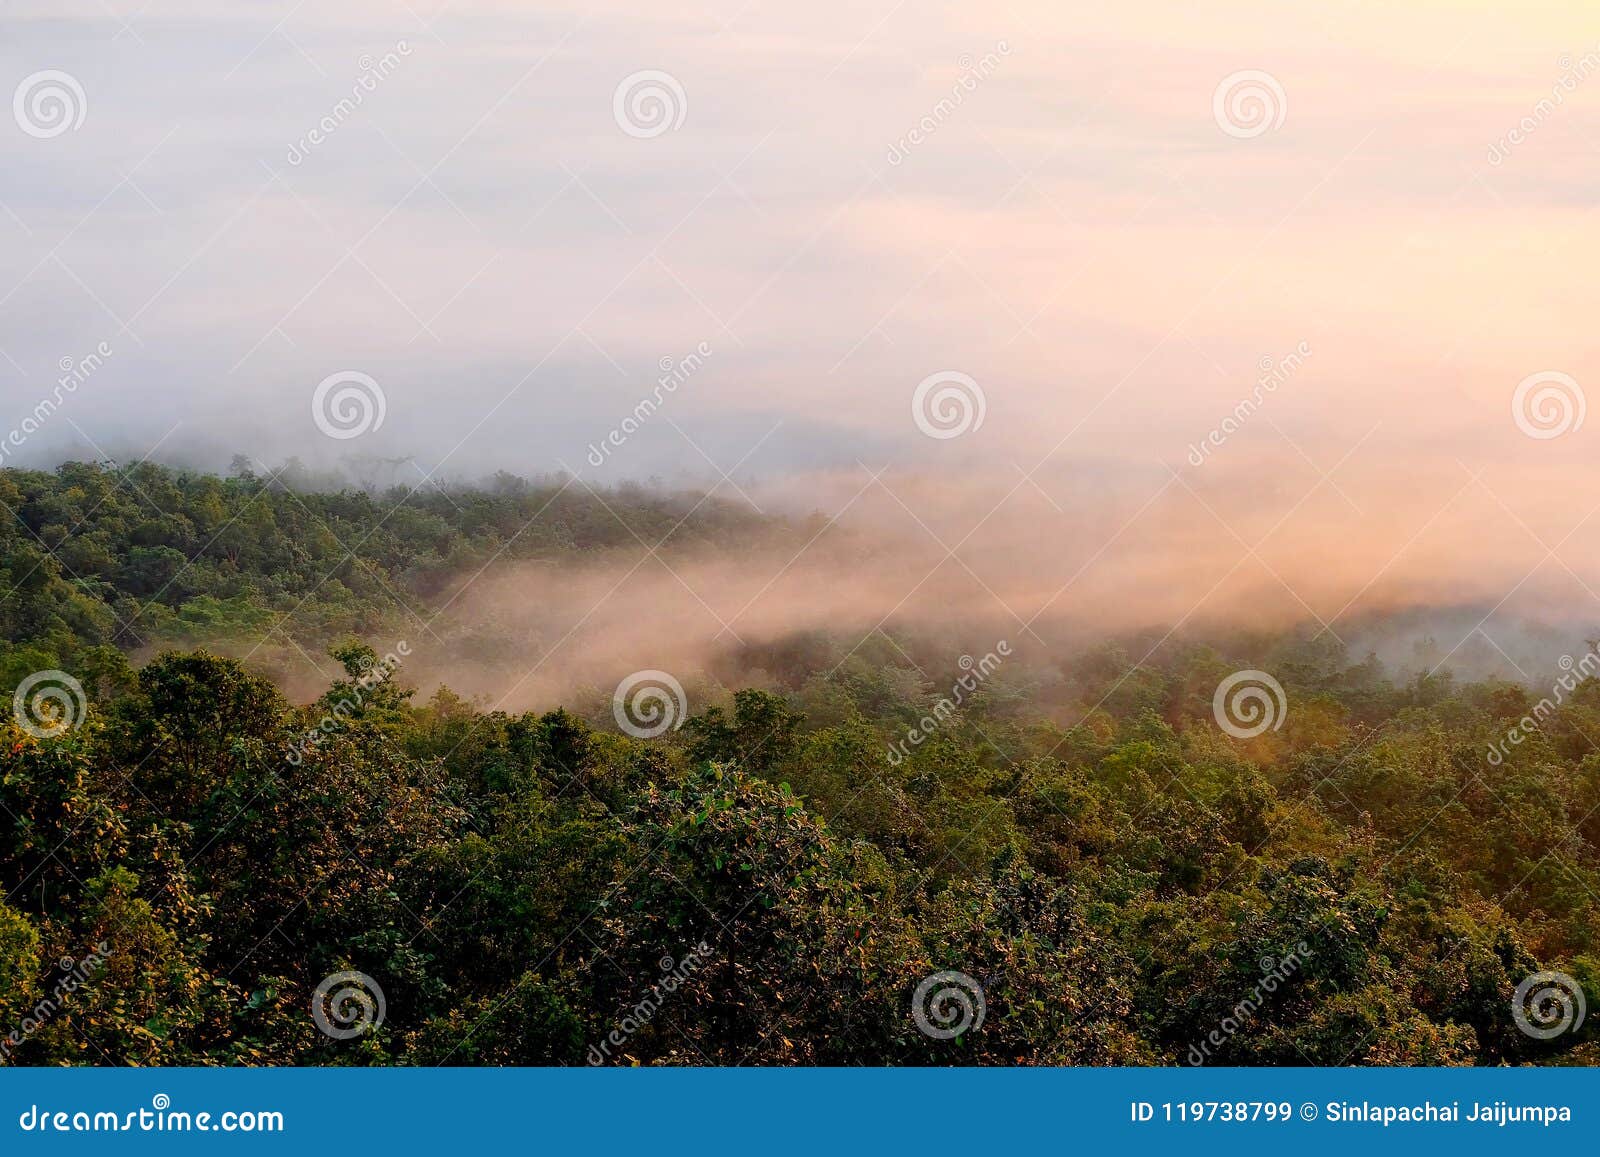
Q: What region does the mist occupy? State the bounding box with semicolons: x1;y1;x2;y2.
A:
177;454;1600;718
10;0;1600;710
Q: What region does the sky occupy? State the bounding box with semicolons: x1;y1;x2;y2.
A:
6;0;1600;666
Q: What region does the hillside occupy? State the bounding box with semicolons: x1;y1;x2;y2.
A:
1;463;1596;1065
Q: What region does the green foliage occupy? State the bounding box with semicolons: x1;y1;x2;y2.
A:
1;463;1598;1066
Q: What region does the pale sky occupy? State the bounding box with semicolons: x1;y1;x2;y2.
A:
6;1;1600;641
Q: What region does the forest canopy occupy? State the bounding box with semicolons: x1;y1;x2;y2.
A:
0;461;1596;1066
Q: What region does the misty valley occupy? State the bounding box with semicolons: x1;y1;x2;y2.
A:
0;460;1595;1066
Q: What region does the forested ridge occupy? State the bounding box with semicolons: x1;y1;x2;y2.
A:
1;461;1597;1066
